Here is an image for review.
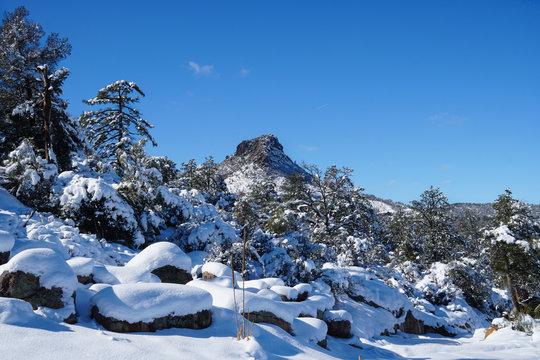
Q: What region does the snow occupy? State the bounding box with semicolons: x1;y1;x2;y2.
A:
270;285;299;300
126;241;191;271
0;229;15;252
0;297;36;324
202;261;232;277
0;248;77;297
257;288;282;301
66;256;94;276
92;264;158;285
369;199;396;214
293;283;312;295
92;283;212;323
292;317;327;343
487;225;531;251
323;309;352;322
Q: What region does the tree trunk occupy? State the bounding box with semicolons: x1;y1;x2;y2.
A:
506;272;521;313
38;66;52;162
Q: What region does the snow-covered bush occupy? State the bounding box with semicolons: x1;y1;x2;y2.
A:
57;173;140;246
0;140;57;210
448;258;492;311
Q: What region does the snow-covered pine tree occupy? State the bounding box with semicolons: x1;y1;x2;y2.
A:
281;164;385;266
410;186;464;264
0;6;80;170
0;139;57;210
486;189;540;312
79;80;156;174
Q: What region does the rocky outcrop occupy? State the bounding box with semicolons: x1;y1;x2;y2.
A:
151;265;193;285
0;270;76;323
521;296;540;319
399;310;455;337
244;310;293;334
77;274;93;285
326;319;352;338
0;270;65;309
92;306;211;333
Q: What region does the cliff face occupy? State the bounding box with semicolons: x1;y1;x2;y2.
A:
218;134;308;193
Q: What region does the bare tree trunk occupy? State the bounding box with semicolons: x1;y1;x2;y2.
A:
506;271;521;313
37;65;52;162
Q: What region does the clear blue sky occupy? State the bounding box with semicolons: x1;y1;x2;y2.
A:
3;0;539;204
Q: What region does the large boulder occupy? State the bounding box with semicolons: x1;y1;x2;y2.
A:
323;310;353;338
244;310;293;334
0;248;77;323
398;310;455;337
127;242;192;284
91;283;212;332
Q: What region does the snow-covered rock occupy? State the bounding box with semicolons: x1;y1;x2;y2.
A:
294;283;312;301
292;317;328;348
91;283;212;332
126;242;192;284
67;257;94;284
0;248;77;322
323;310;353;338
270;285;299;301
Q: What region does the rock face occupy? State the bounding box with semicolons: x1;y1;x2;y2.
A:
221;135;307;177
399;310;456;337
151;265;192;284
0;270;65;309
326;319;352;338
92;307;211;333
218;135;309;193
244;310;293;334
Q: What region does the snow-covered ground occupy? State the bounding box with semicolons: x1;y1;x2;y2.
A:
1;187;539;359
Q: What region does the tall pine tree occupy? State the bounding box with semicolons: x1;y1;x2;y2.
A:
80;80;156;173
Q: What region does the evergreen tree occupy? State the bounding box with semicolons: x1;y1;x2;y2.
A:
410;186;463;264
282;164;384;265
487;189;540;311
0;6;79;169
79;80;156;173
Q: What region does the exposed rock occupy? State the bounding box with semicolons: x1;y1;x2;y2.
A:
202;271;217;281
77;274;93;285
326;319;352;338
317;338;327;349
0;251;9;265
220;135;308;178
151;265;193;284
399;310;456;337
92;306;211;333
0;270;65;309
244;310;293;334
296;292;309;302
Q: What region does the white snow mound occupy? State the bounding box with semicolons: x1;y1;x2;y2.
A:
127;242;191;271
271;285;299;300
0;298;36;324
91;283;212;323
0;248;77;296
66;257;94;276
0;230;15;252
292;317;328;342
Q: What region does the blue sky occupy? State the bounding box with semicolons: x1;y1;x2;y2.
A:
3;0;539;204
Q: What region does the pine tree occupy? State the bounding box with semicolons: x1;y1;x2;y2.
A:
487;189;540;311
79;80;156;173
410;186;463;264
0;6;79;169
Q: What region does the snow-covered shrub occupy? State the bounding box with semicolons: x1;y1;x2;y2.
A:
448;258;492;311
57;174;140;246
0;140;57;210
